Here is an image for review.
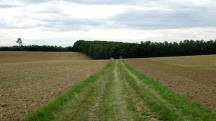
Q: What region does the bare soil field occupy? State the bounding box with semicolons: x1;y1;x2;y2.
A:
128;55;216;110
0;52;106;121
154;55;216;71
0;51;90;64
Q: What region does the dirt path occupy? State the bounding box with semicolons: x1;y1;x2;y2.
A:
24;60;216;121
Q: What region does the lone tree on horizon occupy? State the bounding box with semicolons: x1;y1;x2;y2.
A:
16;38;23;46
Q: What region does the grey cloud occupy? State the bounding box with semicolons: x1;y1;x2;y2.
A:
0;4;19;8
20;0;48;4
111;7;216;29
40;17;107;31
18;0;141;5
0;19;39;29
0;19;7;28
54;0;215;7
6;0;216;7
1;0;216;31
64;0;173;5
65;0;132;5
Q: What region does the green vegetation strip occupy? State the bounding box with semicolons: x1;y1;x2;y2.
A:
24;59;216;121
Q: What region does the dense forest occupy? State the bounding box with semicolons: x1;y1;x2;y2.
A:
0;45;73;51
73;40;216;59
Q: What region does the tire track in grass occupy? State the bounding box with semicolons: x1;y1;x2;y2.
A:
62;60;136;121
119;62;160;121
75;61;114;121
102;60;134;121
85;75;108;121
120;60;187;121
112;60;132;120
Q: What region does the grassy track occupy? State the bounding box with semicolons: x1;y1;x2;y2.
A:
24;60;216;121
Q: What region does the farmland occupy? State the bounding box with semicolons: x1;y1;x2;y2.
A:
128;55;216;110
0;52;216;121
0;51;90;63
24;59;216;121
1;0;216;120
0;52;106;121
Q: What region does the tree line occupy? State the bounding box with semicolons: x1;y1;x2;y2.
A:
73;40;216;59
1;40;216;58
0;45;74;51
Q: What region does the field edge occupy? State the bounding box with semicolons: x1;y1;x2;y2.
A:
23;60;111;121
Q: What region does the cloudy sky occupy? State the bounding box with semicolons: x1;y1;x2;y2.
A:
0;0;216;46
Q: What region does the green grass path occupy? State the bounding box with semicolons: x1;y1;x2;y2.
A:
24;60;216;121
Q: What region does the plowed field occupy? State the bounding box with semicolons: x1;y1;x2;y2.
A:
0;52;106;121
128;55;216;110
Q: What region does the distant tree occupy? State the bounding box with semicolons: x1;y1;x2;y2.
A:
16;38;23;46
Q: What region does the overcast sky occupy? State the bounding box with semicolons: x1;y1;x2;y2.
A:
0;0;216;46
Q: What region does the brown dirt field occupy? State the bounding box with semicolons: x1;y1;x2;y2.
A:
0;52;106;121
0;51;90;64
153;54;216;71
128;55;216;110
